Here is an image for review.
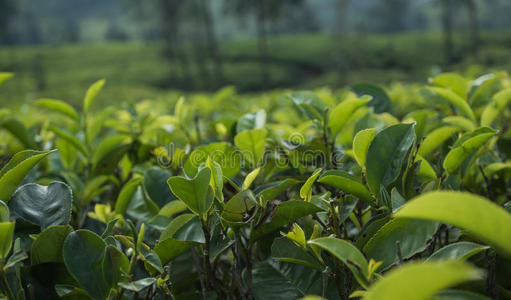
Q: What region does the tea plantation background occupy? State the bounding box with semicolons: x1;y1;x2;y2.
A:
1;1;511;300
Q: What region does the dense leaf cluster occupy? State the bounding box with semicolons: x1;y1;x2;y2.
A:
0;71;511;299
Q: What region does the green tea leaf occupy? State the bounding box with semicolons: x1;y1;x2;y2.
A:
363;218;438;270
427;242;489;261
300;168;322;202
0;222;14;261
318;170;373;205
91;135;131;176
0;149;56;202
251;260;322;300
251;200;322;241
443;127;497;174
351;83;392;113
308;237;369;287
431;73;469;98
1;118;38;149
427;87;475;120
395;191;511;257
35;99;79;121
9;182;73;229
271;237;323;270
362;261;482;300
329;96;371;136
418;126;461;157
234;128;267;166
83;79;105;114
184;142;240;178
31;225;73;265
63;230;110;300
167;167;213;219
237;109;266;133
352;128;376;169
366;123;416;196
114;177;142;216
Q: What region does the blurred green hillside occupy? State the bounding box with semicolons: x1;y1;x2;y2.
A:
2;32;511;108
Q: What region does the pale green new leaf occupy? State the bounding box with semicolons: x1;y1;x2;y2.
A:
362;261;482;300
35;99;79;121
352;128;376;169
234;128;267;166
443;127;496;174
418;126;461;157
0;72;14;86
427;87;475;120
83;79;106;114
329;95;371;136
480;87;511;126
443;116;477;132
300;168;322;202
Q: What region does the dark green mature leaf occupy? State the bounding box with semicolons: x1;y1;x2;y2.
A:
160;214;195;241
63;230;110;300
351;83;392;113
1;118;38;149
395;191;511;257
9;182;73;229
362;261;483;300
167;167;213;219
143;167;175;208
363;218;438;270
55;284;93;299
125;186;159;222
318;170;373;205
154;238;189;264
173;215;205;243
428;242;489;261
31;225;73;265
118;278;156;292
251;201;322;241
254;179;301;205
271;237;324;270
0;149;56;202
251;260;322;300
366;123;416;197
102;245;129;287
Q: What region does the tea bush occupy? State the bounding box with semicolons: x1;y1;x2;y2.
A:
0;71;510;299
